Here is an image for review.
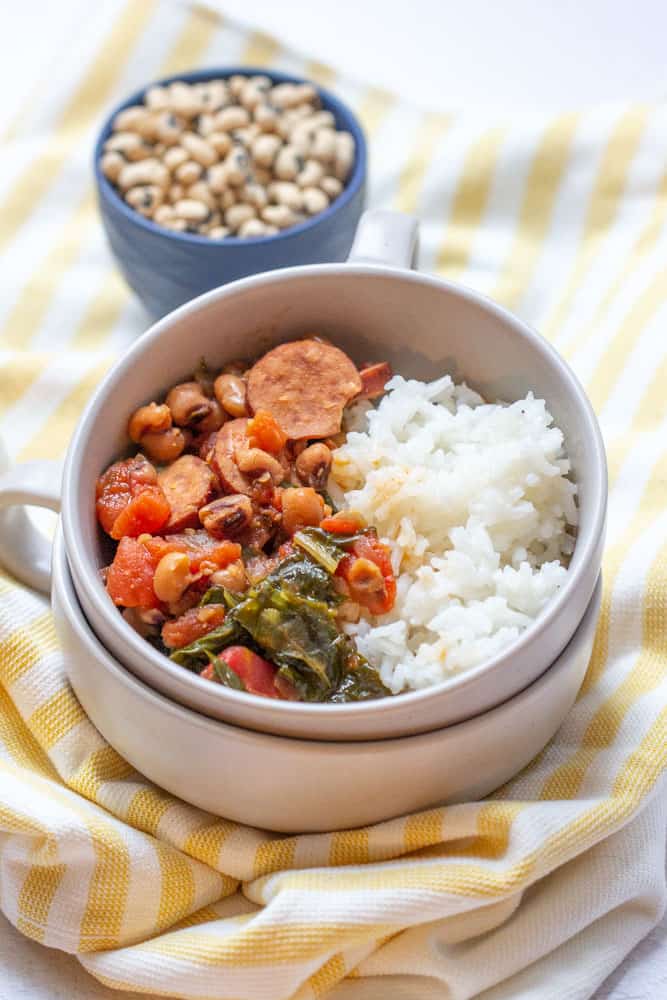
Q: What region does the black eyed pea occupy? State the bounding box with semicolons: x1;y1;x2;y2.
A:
302;186;329;215
219;188;237;211
231;124;260;148
334;131;355;181
228;74;247;98
154;204;176;225
154;111;185;145
168;183;185;203
197;80;230;112
274;145;305;181
145;85;170;110
100;151;124;183
113;105;152;134
208;226;231;239
118;158;170;192
153;142;166;157
238;217;272;237
173;199;211;224
224;203;257;232
292;83;319;106
163;146;189;171
254;166;273;187
223;147;250;187
320;175;343;199
215;106;250;132
208;131;232;158
296;158;324;189
270;83;308;110
104;131;152;162
153;551;192;604
174;160;203;185
125;184;164;217
186;182;217;211
163;218;187;232
169;81;203;118
268;180;303;211
207;163;229;195
196;112;217;137
181;132;217;167
311;127;337;163
239;80;267;111
241;182;268;210
254;103;279;132
251;133;282;168
261;203;298;229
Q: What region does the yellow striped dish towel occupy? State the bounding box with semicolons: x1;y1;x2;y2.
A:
1;2;667;998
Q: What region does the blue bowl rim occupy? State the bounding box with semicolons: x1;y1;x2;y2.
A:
93;66;368;248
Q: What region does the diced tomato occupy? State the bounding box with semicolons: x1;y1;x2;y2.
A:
247;409;287;454
336;534;396;615
106;537;161;609
96;456;170;539
211;645;293;699
162;605;226;649
200;663;216;681
143;533;241;573
320;510;366;534
358;362;392;400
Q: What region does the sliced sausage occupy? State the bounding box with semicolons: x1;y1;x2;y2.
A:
158;454;215;532
358;362;392;400
246;339;362;439
210;418;253;495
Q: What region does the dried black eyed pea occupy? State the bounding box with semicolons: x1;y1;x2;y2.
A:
180;132;217;167
254;103;279;132
273;145;304;181
261;204;299;229
154;111;185;145
154;204;175;225
251;133;282;168
238;218;272;237
125;184;164;217
334;131;355;181
302;186;329;215
186;182;217;211
118;159;170;191
296;158;324;188
168;183;185;203
208;226;231;239
208;132;232;158
311;127;337;163
169;81;203;119
104;131;152;162
215;106;250;132
268;181;303;211
320;176;343;199
174;160;203;185
145;85;170;110
198;80;229;112
225;203;257;233
218;187;237;210
196;112;217;137
100;151;124;183
173;199;210;224
163;146;188;171
241;182;268;210
223;147;249;186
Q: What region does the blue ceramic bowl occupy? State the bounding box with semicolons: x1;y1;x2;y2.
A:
94;67;367;318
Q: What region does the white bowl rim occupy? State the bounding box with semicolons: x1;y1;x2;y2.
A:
62;260;607;725
54;524;603;750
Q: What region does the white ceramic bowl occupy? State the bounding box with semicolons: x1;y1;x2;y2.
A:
0;211;606;741
51;524;602;832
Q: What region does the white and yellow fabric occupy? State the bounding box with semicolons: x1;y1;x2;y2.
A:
1;3;667;998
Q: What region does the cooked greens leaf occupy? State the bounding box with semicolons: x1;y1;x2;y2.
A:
199;585;242;609
293;527;346;573
329;661;392;702
170;618;248;672
213;658;246;691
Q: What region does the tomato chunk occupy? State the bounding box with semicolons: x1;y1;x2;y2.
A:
246;409;287;454
320;510;366;534
336;534;396;615
219;646;281;697
96;456;170;539
106;537;161;609
162;605;226;649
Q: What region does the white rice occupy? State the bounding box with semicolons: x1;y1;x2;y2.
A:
330;374;578;693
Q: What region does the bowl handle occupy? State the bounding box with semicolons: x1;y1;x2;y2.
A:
347;209;419;269
0;456;62;594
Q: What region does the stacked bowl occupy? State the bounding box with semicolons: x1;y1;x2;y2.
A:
0;207;606;832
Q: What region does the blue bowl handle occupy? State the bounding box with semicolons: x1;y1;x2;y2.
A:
347;210;419;270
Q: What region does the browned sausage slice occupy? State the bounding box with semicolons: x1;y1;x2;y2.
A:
210;418;253;496
359;362;392;399
158;454;215;532
246;339;362;439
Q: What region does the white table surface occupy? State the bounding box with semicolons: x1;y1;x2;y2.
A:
1;1;666;996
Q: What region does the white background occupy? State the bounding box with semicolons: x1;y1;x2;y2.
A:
1;1;666;997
